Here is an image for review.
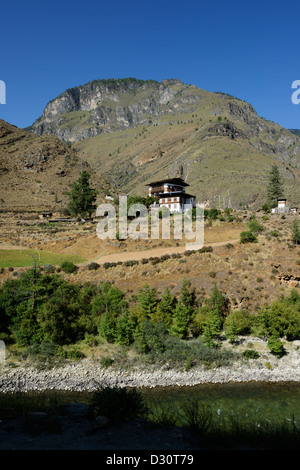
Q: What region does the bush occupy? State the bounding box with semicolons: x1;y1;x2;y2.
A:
65;348;85;360
60;261;78;274
124;260;139;267
87;262;100;270
184;250;195;257
198;246;213;253
224;310;252;338
89;387;149;422
267;335;285;357
25;341;60;359
242;349;260;359
247;216;264;233
100;357;114;368
205;208;221;220
103;262;115;269
225;243;234;249
240;231;257;243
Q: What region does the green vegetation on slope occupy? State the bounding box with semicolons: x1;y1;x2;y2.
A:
0;267;299;361
0;249;86;268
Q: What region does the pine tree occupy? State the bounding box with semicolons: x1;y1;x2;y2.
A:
151;287;176;328
151;304;172;329
202;308;223;347
115;313;133;346
202;323;214;348
291;219;300;245
170;302;190;338
208;283;226;315
225;315;238;343
67;171;97;218
266;165;284;208
137;285;158;317
179;278;196;317
98;312;116;343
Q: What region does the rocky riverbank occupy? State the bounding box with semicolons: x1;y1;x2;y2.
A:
0;356;300;393
1;337;300;393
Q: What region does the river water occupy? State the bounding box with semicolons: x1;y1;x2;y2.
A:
140;381;300;425
1;381;300;427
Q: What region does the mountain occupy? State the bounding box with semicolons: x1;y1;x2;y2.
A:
30;78;300;209
0;119;112;211
290;129;300;138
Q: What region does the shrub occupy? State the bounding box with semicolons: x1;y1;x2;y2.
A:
89;387;149;422
271;231;279;238
124;260;138;267
198;246;213;253
240;231;257;243
261;202;271;213
267;335;285;357
184;250;195;257
225;243;234;249
87;262;100;270
100;357;114;368
205;208;221;220
242;349;260;359
224;310;252;340
60;261;78;274
103;262;113;269
65;348;85;360
247;216;264;233
25;341;60;359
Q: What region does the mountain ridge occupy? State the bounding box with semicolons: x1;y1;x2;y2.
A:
0;119;112;211
29;78;300;209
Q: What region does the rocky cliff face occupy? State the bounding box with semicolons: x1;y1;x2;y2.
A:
29;78;300;208
31;78;300;162
31;78;209;142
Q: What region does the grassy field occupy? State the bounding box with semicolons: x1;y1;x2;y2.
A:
0;249;86;268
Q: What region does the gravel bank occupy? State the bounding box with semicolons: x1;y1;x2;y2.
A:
1;338;300;393
1;358;300;393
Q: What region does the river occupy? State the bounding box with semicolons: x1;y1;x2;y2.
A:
140;381;300;425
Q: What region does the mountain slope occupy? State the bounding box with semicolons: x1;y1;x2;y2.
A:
30;78;300;209
0;120;112;211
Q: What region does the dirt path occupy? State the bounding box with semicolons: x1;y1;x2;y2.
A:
87;239;240;265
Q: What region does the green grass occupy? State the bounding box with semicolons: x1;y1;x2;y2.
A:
0;249;86;268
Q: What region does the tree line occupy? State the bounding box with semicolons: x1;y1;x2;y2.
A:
1;268;300;358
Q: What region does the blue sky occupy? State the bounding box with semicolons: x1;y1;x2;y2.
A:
0;0;300;129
